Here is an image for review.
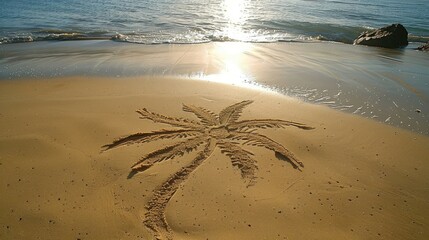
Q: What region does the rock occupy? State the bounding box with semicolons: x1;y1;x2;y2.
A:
353;24;408;48
417;42;429;51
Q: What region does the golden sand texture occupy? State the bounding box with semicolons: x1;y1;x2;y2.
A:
0;76;428;240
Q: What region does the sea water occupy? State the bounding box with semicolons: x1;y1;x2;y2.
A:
1;0;428;134
1;0;428;44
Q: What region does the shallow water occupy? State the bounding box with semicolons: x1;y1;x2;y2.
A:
1;0;428;44
1;40;428;134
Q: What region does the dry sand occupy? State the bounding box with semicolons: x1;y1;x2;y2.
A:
0;76;428;240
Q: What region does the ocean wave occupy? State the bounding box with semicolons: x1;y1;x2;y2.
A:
0;33;111;44
409;34;429;43
1;27;428;45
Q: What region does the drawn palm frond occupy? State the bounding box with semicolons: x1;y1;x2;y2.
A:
128;135;206;178
102;129;202;150
219;100;253;124
218;141;258;186
137;108;201;129
230;131;303;169
182;104;219;126
228;119;314;131
103;100;313;240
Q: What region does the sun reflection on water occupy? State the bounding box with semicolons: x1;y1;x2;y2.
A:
222;0;250;41
211;42;250;81
198;42;273;92
223;0;247;23
187;0;272;92
209;0;252;86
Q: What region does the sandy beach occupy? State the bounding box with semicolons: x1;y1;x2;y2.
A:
0;75;428;239
2;0;429;238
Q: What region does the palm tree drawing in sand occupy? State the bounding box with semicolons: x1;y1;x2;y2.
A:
103;100;313;239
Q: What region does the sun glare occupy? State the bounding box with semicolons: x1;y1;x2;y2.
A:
188;1;263;90
198;42;270;92
224;0;247;24
222;0;249;41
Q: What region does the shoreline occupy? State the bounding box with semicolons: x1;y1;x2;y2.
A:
1;76;428;239
1;37;427;48
1;22;428;45
1;40;428;135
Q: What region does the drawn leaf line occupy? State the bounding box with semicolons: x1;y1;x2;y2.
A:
228;119;314;131
229;132;304;169
218;141;258;186
137;108;202;129
182;104;219;126
128;134;208;178
219;100;253;125
102;129;202;151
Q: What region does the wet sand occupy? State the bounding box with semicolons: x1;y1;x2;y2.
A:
0;76;428;239
1;41;429;134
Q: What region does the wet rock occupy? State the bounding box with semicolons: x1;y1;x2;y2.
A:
353;24;408;48
417;42;429;51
